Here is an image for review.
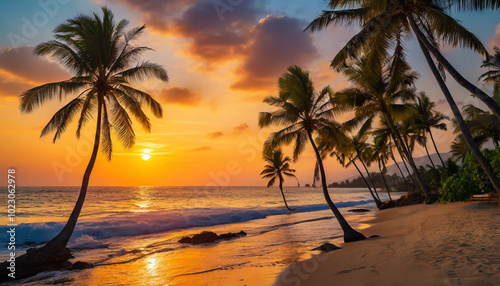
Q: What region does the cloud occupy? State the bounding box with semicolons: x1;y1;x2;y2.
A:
232;123;249;136
171;0;260;67
157;87;202;106
0;46;69;97
230;15;318;91
108;0;195;32
188;146;212;152
0;46;68;83
207;131;223;139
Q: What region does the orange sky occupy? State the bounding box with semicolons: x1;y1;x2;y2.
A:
0;0;499;186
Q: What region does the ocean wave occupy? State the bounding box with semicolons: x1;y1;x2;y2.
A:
0;200;372;247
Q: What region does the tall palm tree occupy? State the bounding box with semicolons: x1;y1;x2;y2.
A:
336;58;431;196
11;8;167;278
307;0;500;120
408;92;449;166
261;149;298;212
259;65;366;242
307;0;500;195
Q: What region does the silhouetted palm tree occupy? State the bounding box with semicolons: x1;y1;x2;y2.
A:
259;65;366;242
307;0;500;195
261;149;298;211
317;130;383;208
11;8;167;278
408;92;449;166
336;58;431;196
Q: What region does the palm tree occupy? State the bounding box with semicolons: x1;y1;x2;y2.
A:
307;0;500;195
317;132;383;208
259;65;366;242
369;139;393;201
372;124;411;187
336;58;431;196
408;92;449;166
10;8;167;278
479;46;500;94
261;149;298;212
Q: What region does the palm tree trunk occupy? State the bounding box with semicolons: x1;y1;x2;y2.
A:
279;174;292;212
378;160;393;201
398;146;416;186
424;138;437;171
345;155;382;208
412;33;500;196
357;155;381;201
383;112;431;196
45;94;103;249
408;15;500;121
390;149;409;185
306;131;366;242
428;128;446;166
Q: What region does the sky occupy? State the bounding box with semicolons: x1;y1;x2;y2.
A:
0;0;499;187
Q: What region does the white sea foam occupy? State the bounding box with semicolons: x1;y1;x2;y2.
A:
1;200;372;248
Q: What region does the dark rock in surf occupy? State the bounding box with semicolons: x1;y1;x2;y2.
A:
312;243;342;252
179;230;248;244
191;231;219;244
348;208;371;213
178;236;192;243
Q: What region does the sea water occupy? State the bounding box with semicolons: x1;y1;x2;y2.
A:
0;186;398;285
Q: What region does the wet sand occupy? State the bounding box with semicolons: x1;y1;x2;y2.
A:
274;202;500;286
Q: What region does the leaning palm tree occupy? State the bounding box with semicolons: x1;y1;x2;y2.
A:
259;65;366;242
408;92;449;166
261;149;298;212
317;129;382;208
7;8;167;279
336;58;431;196
307;0;500;195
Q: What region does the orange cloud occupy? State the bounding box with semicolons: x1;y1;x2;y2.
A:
158;87;202;106
232;123;249;137
207;131;223;139
189;146;211;152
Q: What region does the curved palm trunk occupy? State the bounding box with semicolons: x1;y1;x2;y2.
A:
409;16;500;121
0;95;103;281
424;138;437;171
379;160;393;201
383;112;431;196
390;149;409;185
428;128;446;166
45;94;103;249
307;131;366;242
424;137;441;185
412;33;500;196
357;154;381;201
347;156;382;208
278;174;293;212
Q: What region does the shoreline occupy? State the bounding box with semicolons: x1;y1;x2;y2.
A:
274;202;500;286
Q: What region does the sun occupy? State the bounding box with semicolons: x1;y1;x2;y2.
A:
142;154;151;161
142;149;151;154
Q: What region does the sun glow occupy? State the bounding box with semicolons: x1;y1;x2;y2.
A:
142;154;151;161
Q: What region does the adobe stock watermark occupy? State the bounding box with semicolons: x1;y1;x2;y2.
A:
7;0;72;48
51;132;94;182
212;0;244;21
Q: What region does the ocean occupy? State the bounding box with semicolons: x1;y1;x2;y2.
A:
0;186;400;285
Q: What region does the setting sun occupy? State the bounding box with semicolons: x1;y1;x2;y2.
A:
142;154;151;161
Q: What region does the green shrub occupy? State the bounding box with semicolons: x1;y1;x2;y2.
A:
440;147;500;202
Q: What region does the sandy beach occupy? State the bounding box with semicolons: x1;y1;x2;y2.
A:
274;202;500;286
